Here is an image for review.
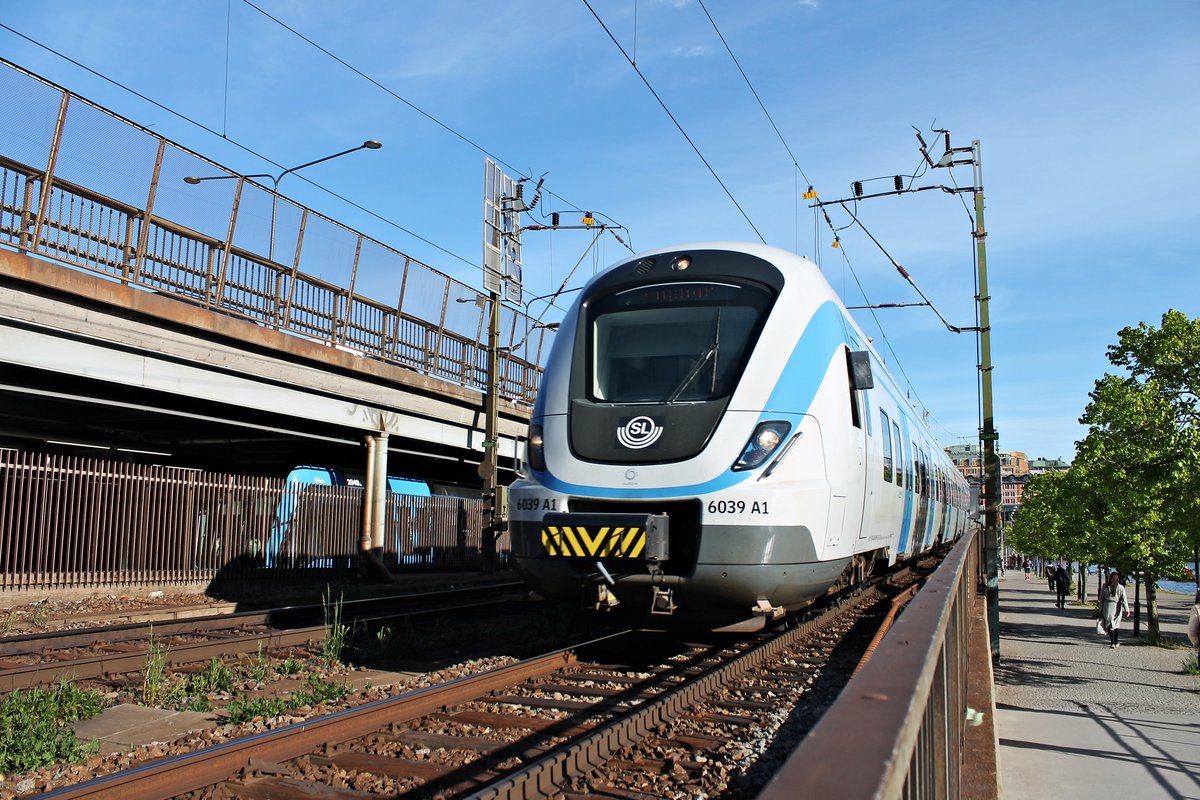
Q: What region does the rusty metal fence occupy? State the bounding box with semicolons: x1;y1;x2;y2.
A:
759;527;988;799
0;57;553;402
0;450;494;593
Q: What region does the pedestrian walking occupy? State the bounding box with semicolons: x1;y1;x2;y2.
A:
1055;563;1070;608
1023;559;1032;581
1188;603;1199;663
1099;570;1131;648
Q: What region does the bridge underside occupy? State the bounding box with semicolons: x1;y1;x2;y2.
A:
0;363;480;482
0;250;530;487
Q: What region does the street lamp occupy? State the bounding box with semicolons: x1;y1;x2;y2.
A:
184;139;381;261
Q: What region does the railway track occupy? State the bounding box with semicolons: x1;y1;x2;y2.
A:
0;581;527;691
34;563;928;800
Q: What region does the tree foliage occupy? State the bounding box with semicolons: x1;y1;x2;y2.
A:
1013;310;1200;639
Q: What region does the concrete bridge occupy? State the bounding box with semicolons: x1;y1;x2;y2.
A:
0;58;551;487
0;248;533;485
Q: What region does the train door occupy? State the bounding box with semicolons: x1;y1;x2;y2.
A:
844;348;872;543
896;422;915;555
911;448;928;551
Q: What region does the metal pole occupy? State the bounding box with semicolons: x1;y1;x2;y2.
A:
481;290;501;572
973;139;1001;662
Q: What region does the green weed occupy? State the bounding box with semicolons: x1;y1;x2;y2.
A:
277;657;303;676
171;656;233;711
321;586;349;667
225;695;287;725
247;642;270;683
290;675;349;708
0;680;104;773
141;630;169;705
223;674;349;725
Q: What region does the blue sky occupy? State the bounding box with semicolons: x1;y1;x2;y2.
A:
1;0;1197;463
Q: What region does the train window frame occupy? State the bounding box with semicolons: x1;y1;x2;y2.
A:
880;409;893;482
584;280;774;405
892;422;903;488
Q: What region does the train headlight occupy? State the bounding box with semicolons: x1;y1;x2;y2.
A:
732;421;791;471
528;423;546;471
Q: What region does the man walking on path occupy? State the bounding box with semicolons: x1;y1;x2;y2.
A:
1054;562;1070;608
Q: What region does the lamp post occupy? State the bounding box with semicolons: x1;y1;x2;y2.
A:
185;139;381;262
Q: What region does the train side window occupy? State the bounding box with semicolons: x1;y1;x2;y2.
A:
892;422;903;487
846;349;862;430
880;410;893;482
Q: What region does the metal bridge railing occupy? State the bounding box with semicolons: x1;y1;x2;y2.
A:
758;528;991;799
0;58;553;404
0;449;493;593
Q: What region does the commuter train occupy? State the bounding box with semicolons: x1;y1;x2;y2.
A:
508;242;971;629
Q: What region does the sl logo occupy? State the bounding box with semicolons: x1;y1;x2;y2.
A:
617;416;663;449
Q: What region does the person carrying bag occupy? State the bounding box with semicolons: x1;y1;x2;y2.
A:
1098;571;1131;648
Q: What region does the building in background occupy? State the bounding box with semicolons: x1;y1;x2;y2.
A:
1029;457;1071;474
944;444;1029;479
946;445;1071;528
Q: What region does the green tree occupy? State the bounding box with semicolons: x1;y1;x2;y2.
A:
1009;468;1104;600
1074;310;1200;639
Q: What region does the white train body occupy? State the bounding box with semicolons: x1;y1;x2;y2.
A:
508;243;970;627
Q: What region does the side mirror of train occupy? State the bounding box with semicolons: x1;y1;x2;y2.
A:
847;350;874;391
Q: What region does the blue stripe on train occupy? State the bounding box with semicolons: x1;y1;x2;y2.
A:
536;301;848;499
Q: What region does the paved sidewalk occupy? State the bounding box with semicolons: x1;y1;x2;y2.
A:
994;575;1200;799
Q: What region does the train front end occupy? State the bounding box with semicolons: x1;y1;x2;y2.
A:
509;244;846;628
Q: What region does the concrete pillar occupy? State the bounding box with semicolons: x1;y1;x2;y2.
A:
360;435;376;553
371;432;389;552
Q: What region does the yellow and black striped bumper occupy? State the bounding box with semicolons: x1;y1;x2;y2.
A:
539;512;669;561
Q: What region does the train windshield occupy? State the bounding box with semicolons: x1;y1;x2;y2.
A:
589;281;773;403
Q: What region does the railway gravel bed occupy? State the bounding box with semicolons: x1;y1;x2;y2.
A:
1;559;934;800
0;581;529;691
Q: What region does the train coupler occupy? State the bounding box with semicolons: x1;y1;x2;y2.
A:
752;599;785;621
590;582;621;611
650;586;676;615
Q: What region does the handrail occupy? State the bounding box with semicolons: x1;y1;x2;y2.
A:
758;528;982;799
0;57;553;402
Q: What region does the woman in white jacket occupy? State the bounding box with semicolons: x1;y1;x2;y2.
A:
1187;603;1199;662
1099;571;1130;648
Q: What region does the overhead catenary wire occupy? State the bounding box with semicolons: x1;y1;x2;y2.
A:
0;25;480;271
696;0;818;255
239;0;632;251
833;202;973;335
2;8;635;286
827;239;948;436
697;0;813;189
580;0;767;245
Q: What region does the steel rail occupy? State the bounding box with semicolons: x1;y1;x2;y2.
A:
468;584;889;800
0;591;528;691
36;640;596;800
0;581;525;656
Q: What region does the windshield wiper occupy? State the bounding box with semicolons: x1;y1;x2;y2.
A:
667;343;718;403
